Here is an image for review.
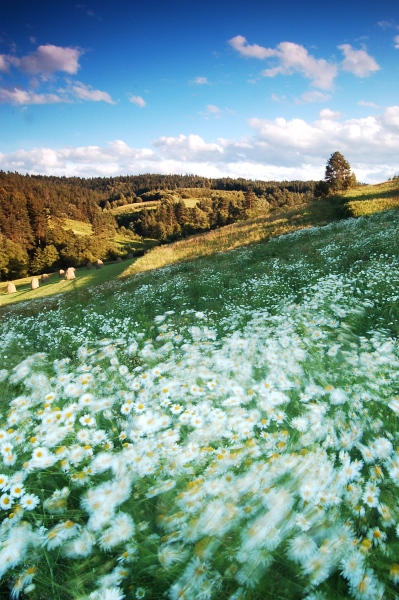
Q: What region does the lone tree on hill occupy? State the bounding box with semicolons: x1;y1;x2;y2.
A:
325;151;357;192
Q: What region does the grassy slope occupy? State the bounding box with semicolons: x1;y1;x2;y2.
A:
1;194;399;598
2;180;399;310
341;179;399;217
120;198;341;278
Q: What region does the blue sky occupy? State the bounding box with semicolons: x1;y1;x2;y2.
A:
0;0;398;182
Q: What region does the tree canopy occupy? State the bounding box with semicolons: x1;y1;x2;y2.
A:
325;151;357;192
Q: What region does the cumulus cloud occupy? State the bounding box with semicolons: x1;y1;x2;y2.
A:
228;36;337;89
228;35;277;59
72;82;116;104
129;95;146;107
190;77;210;85
0;87;64;105
395;35;399;49
338;44;380;77
383;106;399;127
153;134;223;161
2;107;399;182
12;44;82;76
262;42;338;89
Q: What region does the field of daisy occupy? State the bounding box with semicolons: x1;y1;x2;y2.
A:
1;209;399;600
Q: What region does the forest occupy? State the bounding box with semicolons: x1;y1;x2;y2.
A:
0;171;319;281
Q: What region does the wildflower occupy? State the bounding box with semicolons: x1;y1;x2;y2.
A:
0;494;13;510
0;474;9;490
390;563;399;584
19;493;39;513
63;528;95;558
79;414;96;427
46;520;80;549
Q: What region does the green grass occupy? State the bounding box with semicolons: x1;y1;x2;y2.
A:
110;197;200;216
2;209;399;599
121;198;341;278
0;259;134;308
62;219;93;236
339;179;399;217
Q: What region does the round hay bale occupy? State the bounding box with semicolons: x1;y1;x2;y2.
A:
116;257;122;263
6;283;16;294
31;277;40;290
96;259;104;269
65;267;76;280
86;261;93;270
41;273;50;283
59;269;65;278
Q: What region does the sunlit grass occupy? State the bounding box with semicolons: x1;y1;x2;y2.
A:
62;219;93;236
121;199;340;278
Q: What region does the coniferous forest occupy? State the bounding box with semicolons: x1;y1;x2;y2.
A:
0;171;318;281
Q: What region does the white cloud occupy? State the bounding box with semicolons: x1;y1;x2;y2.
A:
228;36;337;89
297;91;331;104
72;82;115;104
198;104;227;119
14;44;82;76
338;44;380;77
153;134;223;161
319;108;342;120
394;35;399;49
0;55;10;72
262;42;338;90
358;100;380;109
0;87;64;105
228;35;276;59
129;95;146;107
190;77;210;85
2;107;399;182
383;106;399;127
377;20;396;30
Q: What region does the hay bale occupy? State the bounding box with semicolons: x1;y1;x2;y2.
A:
116;257;122;263
41;273;50;283
86;262;93;270
96;259;104;269
65;267;76;280
31;277;40;290
6;283;16;294
59;269;65;278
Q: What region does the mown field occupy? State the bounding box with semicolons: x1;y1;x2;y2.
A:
1;184;399;599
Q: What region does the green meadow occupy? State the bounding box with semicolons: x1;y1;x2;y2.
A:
1;184;399;599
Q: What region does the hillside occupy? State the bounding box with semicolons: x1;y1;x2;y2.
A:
1;194;399;599
0;171;316;282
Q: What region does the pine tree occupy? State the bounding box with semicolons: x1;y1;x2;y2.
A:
325;152;357;192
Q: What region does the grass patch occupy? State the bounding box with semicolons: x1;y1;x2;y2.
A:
121;198;341;278
344;197;399;217
62;219;93;236
0;260;135;308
